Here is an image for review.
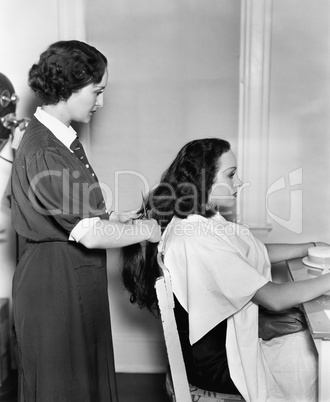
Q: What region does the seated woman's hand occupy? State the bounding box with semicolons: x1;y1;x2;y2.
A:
314;242;330;247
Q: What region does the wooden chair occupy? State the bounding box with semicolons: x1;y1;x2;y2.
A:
155;252;244;402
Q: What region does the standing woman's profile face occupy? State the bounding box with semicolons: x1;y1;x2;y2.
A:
65;69;108;124
209;150;242;210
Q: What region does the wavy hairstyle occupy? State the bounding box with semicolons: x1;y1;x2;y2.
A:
122;138;231;314
28;40;107;105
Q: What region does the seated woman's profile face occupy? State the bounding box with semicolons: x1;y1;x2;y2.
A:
209;150;242;210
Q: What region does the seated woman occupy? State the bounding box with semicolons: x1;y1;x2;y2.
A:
122;138;329;401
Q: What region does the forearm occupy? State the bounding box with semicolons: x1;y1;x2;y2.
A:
0;160;12;200
79;219;155;249
0;138;14;200
265;242;317;264
253;273;330;311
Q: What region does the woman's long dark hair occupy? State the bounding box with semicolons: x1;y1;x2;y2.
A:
122;138;231;315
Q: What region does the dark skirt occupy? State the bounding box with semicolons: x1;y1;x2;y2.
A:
174;295;239;395
13;241;118;402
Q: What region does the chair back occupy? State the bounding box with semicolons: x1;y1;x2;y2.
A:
155;252;244;402
156;252;192;401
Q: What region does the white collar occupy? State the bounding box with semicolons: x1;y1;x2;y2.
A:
34;107;77;152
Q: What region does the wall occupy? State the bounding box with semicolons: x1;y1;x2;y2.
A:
1;0;60;310
266;0;330;244
86;0;241;371
0;0;86;367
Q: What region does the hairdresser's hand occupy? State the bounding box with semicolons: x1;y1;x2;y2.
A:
110;211;140;223
145;218;162;243
133;218;161;243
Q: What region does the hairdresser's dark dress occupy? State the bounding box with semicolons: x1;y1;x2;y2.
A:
11;117;118;402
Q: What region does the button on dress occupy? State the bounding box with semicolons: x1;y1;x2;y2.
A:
11;117;118;402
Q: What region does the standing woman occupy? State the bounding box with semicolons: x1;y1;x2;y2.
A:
11;40;160;402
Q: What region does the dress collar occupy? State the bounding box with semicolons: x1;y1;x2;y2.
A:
34;107;77;152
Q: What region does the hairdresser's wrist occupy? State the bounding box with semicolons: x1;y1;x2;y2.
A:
144;219;161;243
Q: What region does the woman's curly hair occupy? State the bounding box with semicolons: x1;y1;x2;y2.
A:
28;40;107;105
122;138;231;315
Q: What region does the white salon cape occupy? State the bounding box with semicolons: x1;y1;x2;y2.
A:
159;213;317;402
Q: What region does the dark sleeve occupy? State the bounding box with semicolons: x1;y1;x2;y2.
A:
27;146;108;234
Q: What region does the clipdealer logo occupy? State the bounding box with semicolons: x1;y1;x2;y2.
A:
27;167;304;235
266;168;303;234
